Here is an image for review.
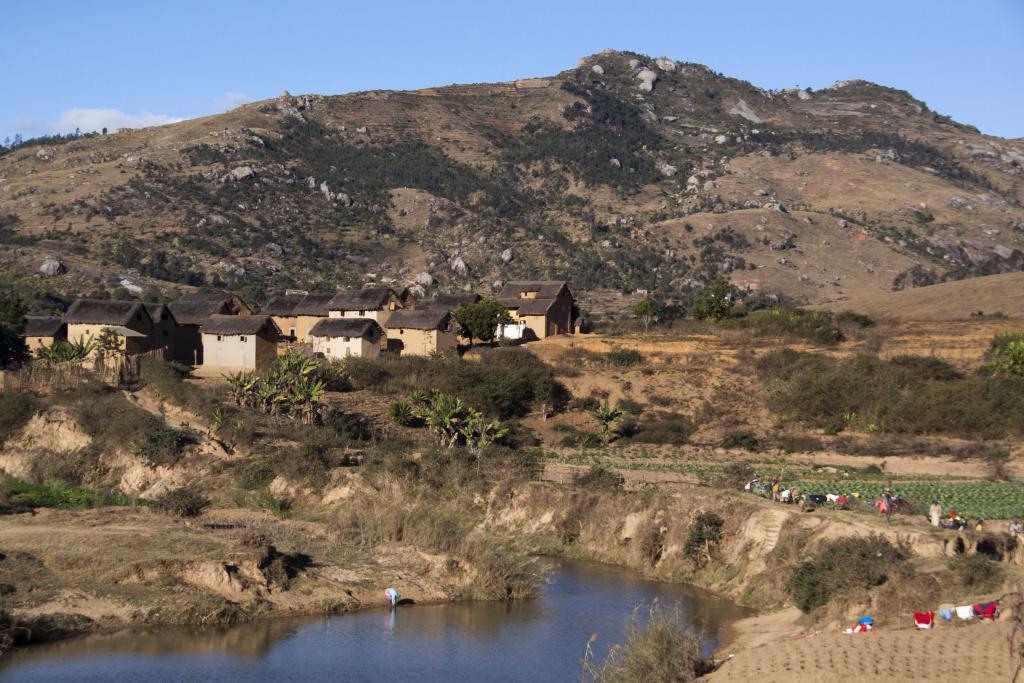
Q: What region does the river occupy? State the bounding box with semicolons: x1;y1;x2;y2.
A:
0;559;747;682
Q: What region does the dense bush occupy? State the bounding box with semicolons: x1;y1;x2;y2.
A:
343;349;568;419
137;418;191;467
152;486;209;517
734;308;845;344
788;535;910;612
949;553;1003;591
605;349;644;368
625;411;695;446
721;429;762;452
684;512;724;567
758;350;1024;437
576;465;624;490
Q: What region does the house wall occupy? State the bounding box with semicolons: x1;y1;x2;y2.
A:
270;314;326;342
201;333;275;370
66;323;149;355
310;334;379;360
25;336;56;355
390;327;457;356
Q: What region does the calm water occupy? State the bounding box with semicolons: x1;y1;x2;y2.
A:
0;559;746;682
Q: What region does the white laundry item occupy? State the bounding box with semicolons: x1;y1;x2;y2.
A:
826;494;840;503
955;605;974;620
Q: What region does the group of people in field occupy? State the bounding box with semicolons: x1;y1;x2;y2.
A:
744;479;999;529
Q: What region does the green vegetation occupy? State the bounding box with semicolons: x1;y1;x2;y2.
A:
224;351;326;425
401;389;508;454
343;348;568;419
34;338;96;363
789;535;910;612
453;299;512;344
949;553;1003;591
0;294;28;367
151;486;209;517
632;299;659;333
685;512;724;568
721;429;762;452
987;332;1024;377
594;401;624;443
690;279;736;321
758;350;1024;437
785;481;1024;520
136;418;191;467
0;478;141;511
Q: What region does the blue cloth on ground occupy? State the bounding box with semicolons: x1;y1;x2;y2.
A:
939;608;953;621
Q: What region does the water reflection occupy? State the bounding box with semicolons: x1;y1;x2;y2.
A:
0;559;748;683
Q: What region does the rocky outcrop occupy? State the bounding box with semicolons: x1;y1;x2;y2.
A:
728;99;763;124
636;68;657;92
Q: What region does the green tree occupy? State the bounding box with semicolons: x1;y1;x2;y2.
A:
632;299;659;333
0;294;28;367
691;279;736;321
593;401;623;444
453;298;513;345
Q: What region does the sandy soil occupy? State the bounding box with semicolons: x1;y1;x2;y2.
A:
707;619;1017;682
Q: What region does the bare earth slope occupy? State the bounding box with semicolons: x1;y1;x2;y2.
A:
1;49;1023;311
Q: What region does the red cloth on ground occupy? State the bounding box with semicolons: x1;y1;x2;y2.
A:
973;602;998;620
914;612;934;628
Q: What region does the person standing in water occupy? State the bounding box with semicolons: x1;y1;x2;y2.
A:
384;587;400;607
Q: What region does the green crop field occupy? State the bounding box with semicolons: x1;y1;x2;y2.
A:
782;480;1024;520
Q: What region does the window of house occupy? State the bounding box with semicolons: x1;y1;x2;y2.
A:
289;328;296;339
217;335;223;341
240;336;247;342
358;310;365;316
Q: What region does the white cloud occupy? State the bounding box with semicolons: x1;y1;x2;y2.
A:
213;92;251;112
52;108;184;133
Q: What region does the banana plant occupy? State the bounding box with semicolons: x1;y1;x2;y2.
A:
594;401;623;444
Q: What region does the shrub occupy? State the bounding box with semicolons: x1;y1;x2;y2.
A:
758;350;1024;437
636;518;665;566
788;535;910;612
684;512;724;567
388;400;415;426
0;392;36;441
737;307;844;344
576;466;624;490
586;603;709;682
627;411;695;446
721;429;761;452
691;279;736;321
949;554;1003;591
137;418;190;467
987;332;1024;377
571;396;601;412
617;398;644;416
152;486;209;517
237;458;276;490
605;349;644;368
324;411;372;440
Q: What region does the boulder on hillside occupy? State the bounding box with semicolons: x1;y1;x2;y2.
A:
636;68;657;92
224;166;254;182
501;248;514;263
654;57;677;72
119;278;143;296
38;257;64;277
591;64;604;75
450;257;469;276
416;272;434;287
728;99;762;124
657;162;678;177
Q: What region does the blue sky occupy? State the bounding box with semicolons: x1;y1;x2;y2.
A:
2;0;1022;142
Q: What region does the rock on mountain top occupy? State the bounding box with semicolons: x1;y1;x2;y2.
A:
636;68;658;92
728;99;762;124
38;257;63;277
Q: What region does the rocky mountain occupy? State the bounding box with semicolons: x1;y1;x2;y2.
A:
1;49;1022;317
